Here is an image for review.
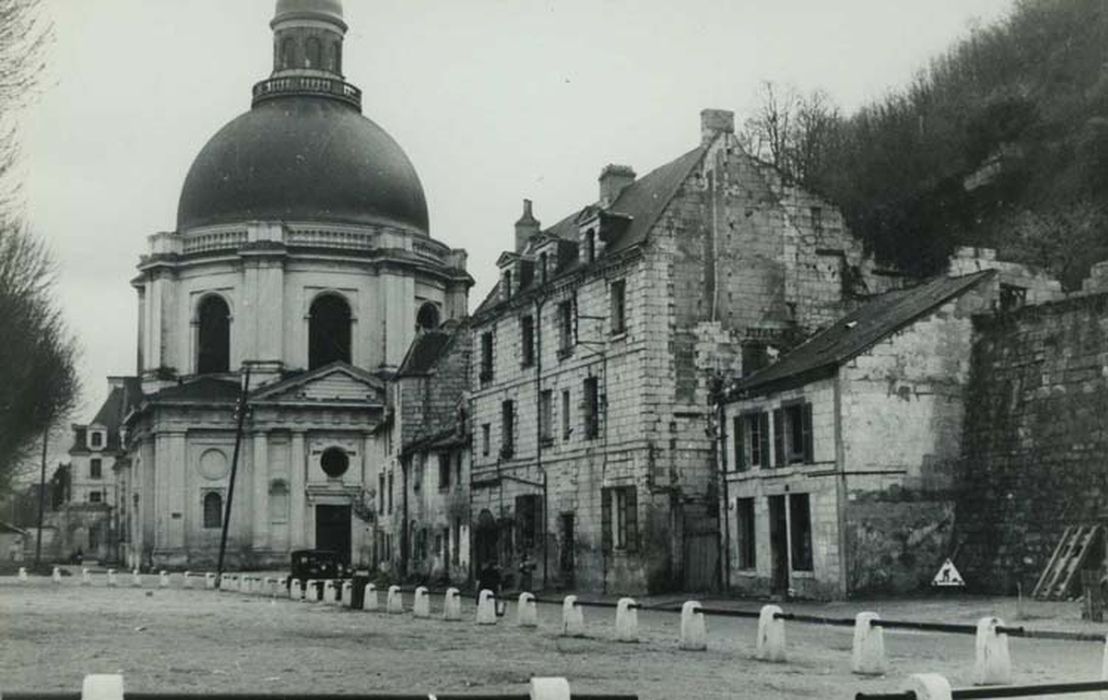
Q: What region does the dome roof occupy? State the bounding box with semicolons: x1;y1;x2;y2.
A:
273;0;344;26
176;96;429;234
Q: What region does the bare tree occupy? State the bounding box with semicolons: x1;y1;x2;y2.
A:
740;81;840;187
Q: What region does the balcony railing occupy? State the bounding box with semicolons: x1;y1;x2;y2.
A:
252;76;362;109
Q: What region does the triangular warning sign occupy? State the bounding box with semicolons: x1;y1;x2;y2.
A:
932;558;965;587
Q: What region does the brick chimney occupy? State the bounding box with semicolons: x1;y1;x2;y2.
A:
514;199;541;253
599;164;636;208
700;108;735;145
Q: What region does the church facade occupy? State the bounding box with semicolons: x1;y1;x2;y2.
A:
115;0;470;569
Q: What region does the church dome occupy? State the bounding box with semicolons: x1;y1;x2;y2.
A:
176;96;429;234
273;0;345;28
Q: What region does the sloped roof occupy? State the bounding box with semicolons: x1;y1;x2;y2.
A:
0;520;27;535
73;378;143;452
151;376;241;403
250;361;385;402
731;270;996;397
475;145;707;317
397;330;453;377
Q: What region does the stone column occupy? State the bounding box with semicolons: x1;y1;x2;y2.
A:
290;431;307;549
252;432;269;551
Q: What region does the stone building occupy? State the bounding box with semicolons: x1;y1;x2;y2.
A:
113;0;470;570
467;109;891;594
718;249;1063;598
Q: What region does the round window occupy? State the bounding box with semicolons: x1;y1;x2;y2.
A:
320;447;349;478
198;448;230;481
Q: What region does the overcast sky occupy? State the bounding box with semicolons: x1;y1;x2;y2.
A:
22;0;1015;429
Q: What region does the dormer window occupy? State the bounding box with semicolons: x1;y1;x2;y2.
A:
90;431;104;449
539;252;549;284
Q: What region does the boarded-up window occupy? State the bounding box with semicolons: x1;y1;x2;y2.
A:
736;497;756;569
789;493;813;572
601;486;638;552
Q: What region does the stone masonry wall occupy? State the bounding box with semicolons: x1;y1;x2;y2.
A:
956;292;1108;594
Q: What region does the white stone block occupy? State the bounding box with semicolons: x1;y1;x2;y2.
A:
81;674;124;700
476;589;497;625
615;598;638;643
182;572;193;589
342;581;353;608
561;595;584;637
529;677;571;700
903;673;953;700
1102;634;1108;680
362;583;378;611
517;592;538;627
159;571;170;588
323;580;337;605
386;585;403;614
204;573;216;590
81;568;92;586
413;587;430;618
679;600;706;651
443;588;461;621
52;567;61;584
17;567;27;581
131;569;142;588
106;569;117;587
291;579;304;600
973;616;1011;686
852;612;887;675
305;579;319;602
756;604;786;662
238;575;250;594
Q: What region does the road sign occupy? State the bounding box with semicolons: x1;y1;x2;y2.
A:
932;558;965;587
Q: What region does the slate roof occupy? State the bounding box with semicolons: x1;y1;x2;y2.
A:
397;330;453;377
475;145;707;316
730;270;996;398
72;377;143;452
150;376;241;403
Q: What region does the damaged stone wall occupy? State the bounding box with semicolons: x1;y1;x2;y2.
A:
956;291;1108;594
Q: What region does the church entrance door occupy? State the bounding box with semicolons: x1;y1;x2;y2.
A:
315;505;351;566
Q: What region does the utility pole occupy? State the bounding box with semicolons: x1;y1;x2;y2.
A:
216;366;251;586
34;425;49;569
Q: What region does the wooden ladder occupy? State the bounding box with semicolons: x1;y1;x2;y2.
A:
1032;525;1102;600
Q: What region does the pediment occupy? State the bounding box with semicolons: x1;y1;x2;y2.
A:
251;363;385;407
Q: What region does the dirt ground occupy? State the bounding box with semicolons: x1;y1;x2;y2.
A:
1;575;1105;699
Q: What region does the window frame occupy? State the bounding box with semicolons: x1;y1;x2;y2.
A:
202;490;223;529
438;452;451;491
539;389;554;446
583;377;600;440
501;400;515;459
736;497;756;570
601;486;638;553
90;458;102;480
610;279;627;335
479;332;494;385
556;300;575;358
520;315;535;368
789;493;814;572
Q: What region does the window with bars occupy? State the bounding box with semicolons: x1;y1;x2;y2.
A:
601;486;638;552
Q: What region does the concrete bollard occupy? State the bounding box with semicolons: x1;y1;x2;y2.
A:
204;572;216;590
107;569;117;587
1102;634;1108;680
476;589;497;625
386;585;403;614
82;568;92;586
159;571;170;588
679;601;707;650
239;575;251;594
561;595;585;637
323;580;337;604
52;566;62;583
183;572;193;589
615;598;639;643
443;588;462;621
362;583;378;611
18;566;28;581
756;604;787;662
529;677;571;700
412;587;430;618
517;592;538;627
306;579;320;602
340;580;352;607
275;577;287;597
973;616;1011;686
131;569;142;588
291;579;304;600
903;673;953;700
82;674;124;700
852;612;887;676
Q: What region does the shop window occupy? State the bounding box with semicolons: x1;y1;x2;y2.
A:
601;486;637;552
736;498;756;569
789;493;813;571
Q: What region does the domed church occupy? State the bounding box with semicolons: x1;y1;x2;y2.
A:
117;0;471;569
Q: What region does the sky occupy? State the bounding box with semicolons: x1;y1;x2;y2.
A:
21;0;1016;438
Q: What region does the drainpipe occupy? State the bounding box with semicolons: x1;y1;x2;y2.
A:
717;394;731;592
533;295;548;590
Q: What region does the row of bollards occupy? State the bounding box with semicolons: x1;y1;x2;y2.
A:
16;567;1069;687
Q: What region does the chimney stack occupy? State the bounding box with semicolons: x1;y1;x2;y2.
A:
514;199;541;253
700;108;735;145
599;164;636;208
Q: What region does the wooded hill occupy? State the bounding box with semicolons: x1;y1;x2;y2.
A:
744;0;1108;289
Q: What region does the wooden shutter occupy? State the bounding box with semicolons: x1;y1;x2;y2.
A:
601;488;612;552
802;403;814;463
759;412;771;468
625;488;639;552
733;416;745;471
773;409;784;468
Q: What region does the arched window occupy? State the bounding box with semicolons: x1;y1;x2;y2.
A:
269;481;289;523
305;37;322;68
197;295;230;374
280;37;297;69
203;492;222;529
309;294;352;369
416;303;440;332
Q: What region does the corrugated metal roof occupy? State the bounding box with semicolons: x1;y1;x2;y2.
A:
731;270;996;397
